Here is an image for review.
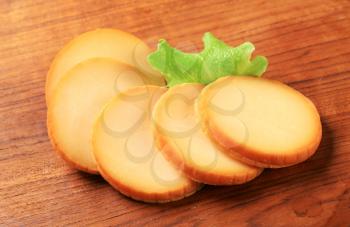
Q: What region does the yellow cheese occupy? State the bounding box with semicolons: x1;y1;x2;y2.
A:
92;86;201;202
153;83;262;185
198;76;322;168
47;58;157;174
46;28;164;103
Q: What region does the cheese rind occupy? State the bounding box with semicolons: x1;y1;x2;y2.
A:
46;28;164;103
47;58;155;173
92;86;201;202
153;83;262;185
198;76;322;168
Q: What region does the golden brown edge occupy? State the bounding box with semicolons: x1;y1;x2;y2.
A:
96;159;202;203
47;110;99;174
198;76;323;168
154;129;263;185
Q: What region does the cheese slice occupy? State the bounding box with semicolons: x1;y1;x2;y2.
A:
153;83;262;185
93;86;201;202
47;58;157;174
46;28;164;103
198;76;322;168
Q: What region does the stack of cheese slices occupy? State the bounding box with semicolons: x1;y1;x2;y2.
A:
47;29;322;203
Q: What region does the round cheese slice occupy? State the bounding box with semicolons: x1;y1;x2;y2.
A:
47;58;158;174
198;76;322;168
92;86;201;202
153;83;262;185
46;28;164;103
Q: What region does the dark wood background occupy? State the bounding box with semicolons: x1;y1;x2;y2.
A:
1;0;350;226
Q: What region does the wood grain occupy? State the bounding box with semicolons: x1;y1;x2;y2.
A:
1;0;350;226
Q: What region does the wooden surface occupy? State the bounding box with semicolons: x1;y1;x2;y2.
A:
1;0;350;226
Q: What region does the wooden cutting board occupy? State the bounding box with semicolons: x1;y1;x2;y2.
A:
1;0;349;226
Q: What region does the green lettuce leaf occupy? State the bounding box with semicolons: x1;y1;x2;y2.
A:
147;32;268;87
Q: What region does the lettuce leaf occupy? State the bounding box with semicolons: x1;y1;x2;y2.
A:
147;32;268;87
